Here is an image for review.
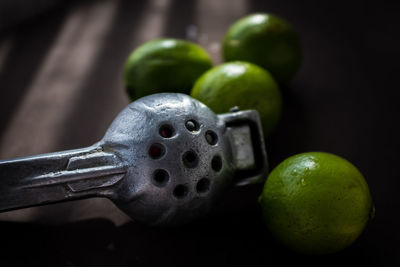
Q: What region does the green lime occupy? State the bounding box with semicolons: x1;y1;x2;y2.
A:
191;61;282;137
124;38;213;100
259;152;374;254
223;13;302;84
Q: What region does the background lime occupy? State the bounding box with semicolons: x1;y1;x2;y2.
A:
191;61;282;137
223;13;302;84
259;152;374;254
124;38;213;100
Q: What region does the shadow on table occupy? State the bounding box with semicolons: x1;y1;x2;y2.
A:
0;218;116;266
266;84;312;169
0;201;384;267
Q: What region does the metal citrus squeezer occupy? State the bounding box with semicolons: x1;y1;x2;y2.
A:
0;93;268;226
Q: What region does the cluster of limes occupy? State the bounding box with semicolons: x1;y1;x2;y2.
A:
123;13;373;255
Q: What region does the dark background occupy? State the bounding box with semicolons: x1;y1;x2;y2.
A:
0;0;399;266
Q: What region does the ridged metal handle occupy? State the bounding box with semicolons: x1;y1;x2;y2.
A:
0;144;127;212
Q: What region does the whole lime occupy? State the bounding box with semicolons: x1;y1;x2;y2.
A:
259;152;374;254
124;38;213;100
223;13;302;84
191;61;282;137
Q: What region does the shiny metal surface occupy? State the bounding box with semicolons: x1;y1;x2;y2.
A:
0;93;268;226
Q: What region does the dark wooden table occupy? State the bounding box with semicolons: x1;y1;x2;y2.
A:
0;0;399;266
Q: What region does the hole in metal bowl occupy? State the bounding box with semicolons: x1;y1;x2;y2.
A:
153;169;169;186
205;130;218;145
173;184;188;199
211;155;222;172
159;124;174;138
182;150;198;168
196;178;210;193
149;143;165;159
185;119;199;132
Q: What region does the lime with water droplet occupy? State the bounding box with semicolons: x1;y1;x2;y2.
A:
259;152;374;254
